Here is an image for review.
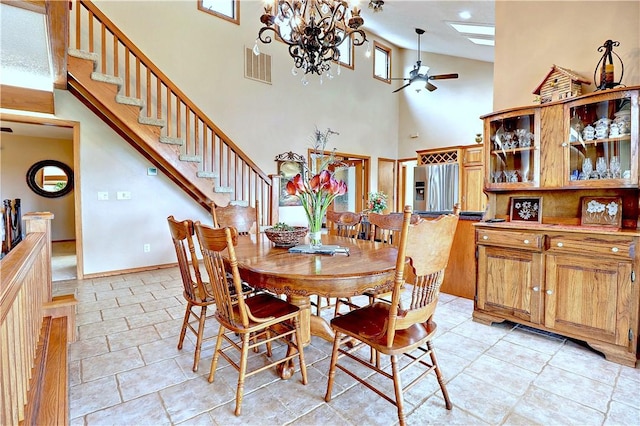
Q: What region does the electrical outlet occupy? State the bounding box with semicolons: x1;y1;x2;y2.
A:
98;192;109;200
117;191;131;200
143;244;151;253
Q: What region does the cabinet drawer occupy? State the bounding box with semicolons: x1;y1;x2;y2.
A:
547;234;635;260
476;229;543;250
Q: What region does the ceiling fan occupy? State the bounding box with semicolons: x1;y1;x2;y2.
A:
392;28;459;93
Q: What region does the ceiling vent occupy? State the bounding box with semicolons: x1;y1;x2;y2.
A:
245;47;272;85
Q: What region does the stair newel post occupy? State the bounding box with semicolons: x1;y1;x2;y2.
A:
23;212;55;302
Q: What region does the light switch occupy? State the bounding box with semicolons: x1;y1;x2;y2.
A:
98;192;109;200
116;191;131;200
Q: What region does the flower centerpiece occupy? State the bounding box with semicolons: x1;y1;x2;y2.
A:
285;127;347;247
367;191;388;213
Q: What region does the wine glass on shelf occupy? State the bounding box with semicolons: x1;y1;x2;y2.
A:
492;170;503;183
596;156;607;179
582;158;593;179
610;156;621;178
503;170;518;183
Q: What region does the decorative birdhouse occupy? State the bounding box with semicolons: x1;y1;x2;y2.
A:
533;65;591;104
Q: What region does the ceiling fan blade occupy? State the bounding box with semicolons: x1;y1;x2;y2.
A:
426;82;437;92
429;73;459;80
390;77;411;81
392;83;411;93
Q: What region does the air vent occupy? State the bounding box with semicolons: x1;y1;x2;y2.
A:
245;47;272;84
1;127;14;133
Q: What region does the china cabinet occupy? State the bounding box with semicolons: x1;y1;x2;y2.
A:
563;90;637;188
484;108;540;189
475;86;640;367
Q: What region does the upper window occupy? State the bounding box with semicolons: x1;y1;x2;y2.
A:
198;0;239;25
373;41;391;83
335;30;354;70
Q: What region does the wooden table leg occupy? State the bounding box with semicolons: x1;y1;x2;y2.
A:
286;294;336;343
277;294;336;380
288;294;312;345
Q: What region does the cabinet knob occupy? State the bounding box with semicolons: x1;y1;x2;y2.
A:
546;290;553;295
611;247;619;253
523;239;530;244
483;235;489;240
533;286;540;292
561;142;568;147
557;242;564;247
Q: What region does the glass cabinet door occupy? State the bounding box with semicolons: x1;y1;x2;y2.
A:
486;109;539;189
564;91;636;187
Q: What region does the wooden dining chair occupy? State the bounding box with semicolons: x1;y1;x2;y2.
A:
326;210;362;238
211;200;262;295
315;211;363;316
167;215;216;372
365;204;460;304
211;200;260;235
324;206;459;426
194;221;308;416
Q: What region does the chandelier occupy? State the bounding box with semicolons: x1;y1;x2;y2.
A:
256;0;369;77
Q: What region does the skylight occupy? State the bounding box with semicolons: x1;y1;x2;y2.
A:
448;22;495;37
468;38;495;46
447;21;495;49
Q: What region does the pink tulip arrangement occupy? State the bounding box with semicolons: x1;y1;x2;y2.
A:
286;169;347;245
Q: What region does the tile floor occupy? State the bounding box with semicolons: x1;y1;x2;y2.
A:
54;267;640;426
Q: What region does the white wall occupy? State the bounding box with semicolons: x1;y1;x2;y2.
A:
92;0;402;191
0;134;75;241
396;49;493;157
494;1;639;110
54;90;211;275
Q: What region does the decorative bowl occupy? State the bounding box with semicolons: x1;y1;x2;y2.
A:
264;226;308;247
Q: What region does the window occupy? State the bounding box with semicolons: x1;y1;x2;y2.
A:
198;0;239;25
373;41;391;83
335;30;354;70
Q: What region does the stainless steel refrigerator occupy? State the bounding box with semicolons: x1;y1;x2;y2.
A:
413;163;459;212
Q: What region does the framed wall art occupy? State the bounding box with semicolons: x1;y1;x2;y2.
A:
509;197;542;223
580;196;622;228
275;151;306;207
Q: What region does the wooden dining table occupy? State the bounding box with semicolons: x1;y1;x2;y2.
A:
229;232;399;348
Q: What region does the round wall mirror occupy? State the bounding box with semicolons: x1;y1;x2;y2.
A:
26;160;74;198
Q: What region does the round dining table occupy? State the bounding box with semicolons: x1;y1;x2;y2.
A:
229;232;398;347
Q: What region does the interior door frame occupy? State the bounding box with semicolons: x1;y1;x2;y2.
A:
377;157;396;213
397;157;418;212
0;112;83;279
308;149;370;212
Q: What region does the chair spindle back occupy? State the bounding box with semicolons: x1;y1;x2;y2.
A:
211;200;260;235
167;216;207;302
386;206;458;347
